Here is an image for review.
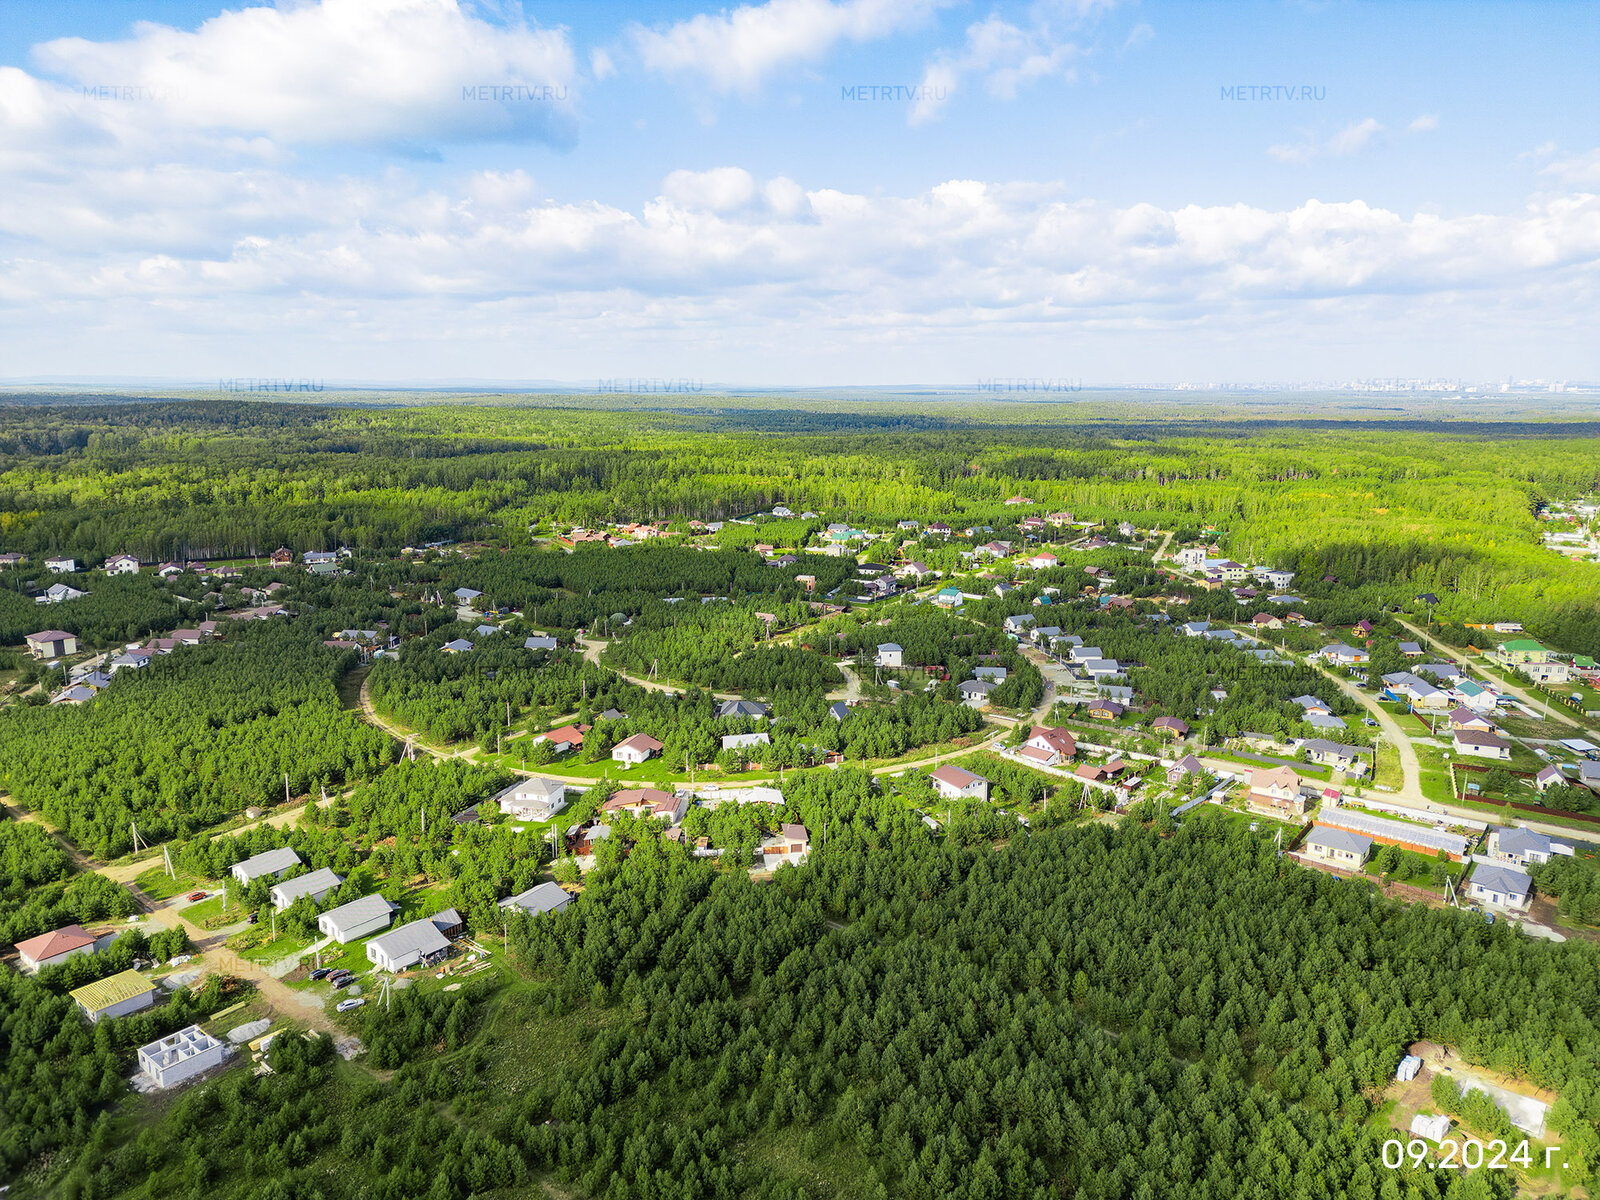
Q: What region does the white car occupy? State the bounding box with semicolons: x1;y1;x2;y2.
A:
335;998;364;1012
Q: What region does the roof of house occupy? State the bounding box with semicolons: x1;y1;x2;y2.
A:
499;882;572;915
70;969;158;1012
234;847;302;879
271;867;343;905
496;776;566;802
368;916;451;963
26;629;73;642
1171;754;1204;774
1029;725;1075;753
717;699;768;718
321;893;398;929
1470;864;1533;896
1251;766;1302;790
540;724;587;745
614;732;664;753
1453;728;1510;749
931;765;985;789
1495;825;1566;855
1017;744;1057;765
780;823;809;842
1306;825;1374;857
1301;738;1370;759
1151;717;1189;732
15;923;96;963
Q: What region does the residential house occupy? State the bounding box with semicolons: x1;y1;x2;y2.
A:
1021;725;1076;767
876;642;904;668
1495;639;1551;665
1397;641;1423;657
25;629;77;660
1320;644;1369;666
366;912;457;972
38;583;85;604
760;824;811;866
494;777;568;822
1027;552;1059;570
269;867;343;911
1452;729;1511;760
523;635;558;651
1181;621;1211;637
603;788;688;823
1447;708;1497;734
717;700;768;720
1002;614;1034;635
1303;826;1373;868
1167;754;1205;785
1251;613;1283;630
1249;766;1307;816
452;587;483;604
44;556;77;574
1083;659;1123;679
1466;864;1533;911
1087;700;1123;720
137;1025;228;1088
1485;826;1574;868
51;685;96;705
533;724;588;754
1291;694;1332;716
70;970;158;1023
441;638;474;654
613;733;665;765
0;552;22;567
930;765;990;802
1534;765;1566;794
1257;568;1295;590
15;923;98;972
231;848;302;886
959;679;996;708
1299;739;1372;773
1452;680;1498;713
104;554;140;575
1415;661;1465;682
722;732;771;751
269;547;294;566
318;894;399;943
973;666;1007;682
933;587;964;608
1151;716;1189;739
500;882;572;917
828;701;851;722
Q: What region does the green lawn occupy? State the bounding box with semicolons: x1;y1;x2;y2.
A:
134;866;204;901
1362;844;1450;887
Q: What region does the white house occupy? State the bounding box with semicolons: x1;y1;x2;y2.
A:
721;731;770;751
875;642;904;668
1303;826;1373;868
958;679;996;708
366;913;455;972
231;848;303;886
1486;825;1574;868
1028;552;1058;570
14;924;98;973
44;556;77;574
760;823;810;866
930;765;989;802
269;867;343;911
1466;864;1533;911
38;583;85;604
138;1025;228;1087
495;777;568;822
69;970;158;1023
104;554;141;575
318;893;399;944
612;733;664;765
1452;729;1511;760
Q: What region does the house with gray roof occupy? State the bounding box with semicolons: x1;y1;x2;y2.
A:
1486;825;1574;868
494;776;568;822
499;882;572;918
1304;825;1374;867
717;699;768;719
231;847;303;886
318;894;399;944
1466;864;1533;911
367;913;455;972
523;635;558;651
269;867;343;911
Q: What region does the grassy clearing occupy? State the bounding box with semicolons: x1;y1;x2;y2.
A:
134;866;203;901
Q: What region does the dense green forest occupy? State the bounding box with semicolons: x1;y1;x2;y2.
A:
15;770;1599;1199
2;398;1599;653
0;624;394;855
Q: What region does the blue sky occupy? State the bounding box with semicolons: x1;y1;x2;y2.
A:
0;0;1596;386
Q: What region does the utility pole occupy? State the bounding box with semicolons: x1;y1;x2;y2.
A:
284;773;291;804
162;843;175;878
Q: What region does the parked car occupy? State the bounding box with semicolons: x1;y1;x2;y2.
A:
335;998;364;1012
309;968;331;981
247;911;260;924
331;976;354;990
186;891;207;902
1362;718;1378;727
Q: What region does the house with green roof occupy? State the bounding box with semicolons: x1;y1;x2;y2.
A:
1495;639;1551;664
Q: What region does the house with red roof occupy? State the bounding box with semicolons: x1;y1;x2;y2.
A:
15;924;98;973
